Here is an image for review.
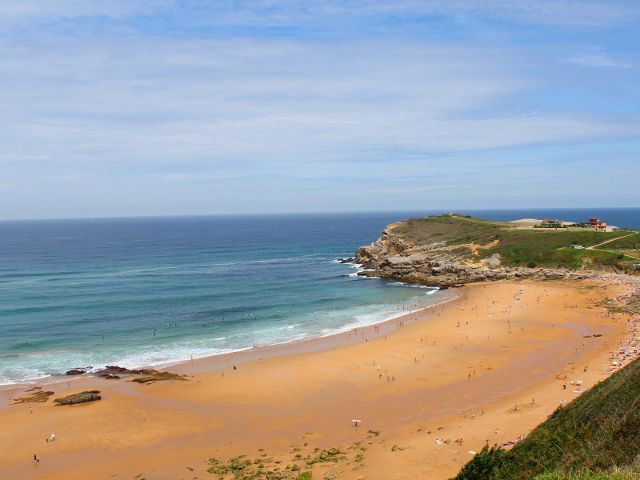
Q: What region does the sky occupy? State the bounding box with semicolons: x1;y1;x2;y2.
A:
0;1;638;219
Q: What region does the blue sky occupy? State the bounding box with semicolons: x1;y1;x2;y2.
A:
0;1;638;219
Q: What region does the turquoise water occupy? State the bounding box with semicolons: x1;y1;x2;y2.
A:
0;209;637;385
0;213;451;385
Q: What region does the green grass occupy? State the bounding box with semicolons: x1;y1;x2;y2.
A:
453;356;640;480
534;467;640;480
485;231;626;267
394;215;503;245
599;232;640;250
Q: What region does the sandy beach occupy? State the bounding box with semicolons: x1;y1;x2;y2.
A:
0;279;636;480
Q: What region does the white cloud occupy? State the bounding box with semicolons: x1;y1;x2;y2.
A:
1;0;638;27
0;0;165;19
0;1;638;218
566;52;633;68
0;36;635;179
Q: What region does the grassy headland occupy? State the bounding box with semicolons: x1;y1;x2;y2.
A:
394;214;639;272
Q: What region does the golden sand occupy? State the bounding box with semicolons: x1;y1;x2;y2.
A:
0;280;631;480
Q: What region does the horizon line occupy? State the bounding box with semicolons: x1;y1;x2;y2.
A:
1;206;638;223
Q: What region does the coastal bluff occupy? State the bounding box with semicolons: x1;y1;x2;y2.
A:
355;214;639;288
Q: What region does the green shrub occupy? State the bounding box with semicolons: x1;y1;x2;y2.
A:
455;446;508;479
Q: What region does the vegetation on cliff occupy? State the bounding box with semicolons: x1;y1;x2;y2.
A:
453;356;640;480
395;214;638;271
356;215;639;288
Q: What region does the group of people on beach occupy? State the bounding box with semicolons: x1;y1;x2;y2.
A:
602;276;640;374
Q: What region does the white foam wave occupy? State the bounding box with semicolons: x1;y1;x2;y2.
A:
277;323;301;330
0;286;454;387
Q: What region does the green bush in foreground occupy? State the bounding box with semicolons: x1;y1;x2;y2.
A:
455;446;508;479
534;467;640;480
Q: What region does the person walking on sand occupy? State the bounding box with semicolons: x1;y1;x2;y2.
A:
33;454;39;463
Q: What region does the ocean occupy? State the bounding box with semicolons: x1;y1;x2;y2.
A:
0;208;638;385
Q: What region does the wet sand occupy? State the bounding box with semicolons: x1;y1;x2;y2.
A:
0;279;634;480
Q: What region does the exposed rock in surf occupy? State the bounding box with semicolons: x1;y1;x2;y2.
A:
54;390;101;405
338;257;355;263
65;368;88;376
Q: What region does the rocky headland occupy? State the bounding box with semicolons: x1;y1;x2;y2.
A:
354;215;638;288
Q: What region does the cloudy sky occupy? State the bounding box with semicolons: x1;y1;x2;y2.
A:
1;1;638;219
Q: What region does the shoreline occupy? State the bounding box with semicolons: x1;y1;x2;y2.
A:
0;289;460;397
1;277;638;480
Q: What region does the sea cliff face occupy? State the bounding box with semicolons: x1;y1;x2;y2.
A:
355;222;590;288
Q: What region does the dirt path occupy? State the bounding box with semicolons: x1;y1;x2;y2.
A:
588;232;638;250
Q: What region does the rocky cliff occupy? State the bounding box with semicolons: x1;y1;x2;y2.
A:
355;220;591;288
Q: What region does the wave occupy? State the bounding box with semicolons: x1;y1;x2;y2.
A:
0;255;331;287
0;289;455;387
276;323;301;331
387;280;440;292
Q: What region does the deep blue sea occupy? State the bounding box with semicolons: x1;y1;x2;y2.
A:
0;208;638;385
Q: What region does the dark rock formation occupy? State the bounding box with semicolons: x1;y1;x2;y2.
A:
93;365;185;383
338;257;355;263
65;368;88;376
54;390;101;406
95;365;157;377
130;371;186;383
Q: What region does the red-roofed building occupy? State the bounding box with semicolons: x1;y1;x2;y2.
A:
588;218;608;231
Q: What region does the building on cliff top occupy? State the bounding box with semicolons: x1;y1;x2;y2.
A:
538;219;564;229
586;218;617;232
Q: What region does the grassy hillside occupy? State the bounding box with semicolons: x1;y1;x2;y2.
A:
395;215;639;272
453;357;640;480
534;469;640;480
